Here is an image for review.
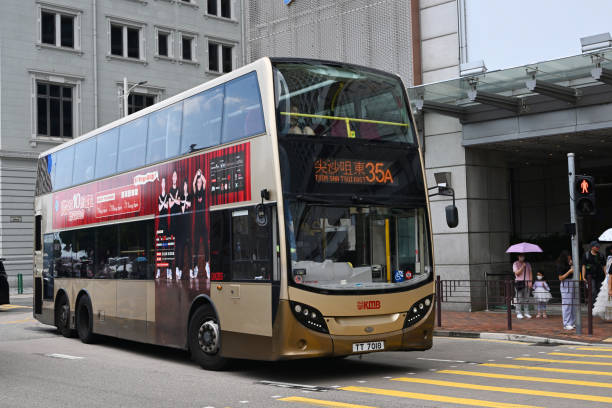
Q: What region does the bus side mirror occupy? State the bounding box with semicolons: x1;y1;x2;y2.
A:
446;205;458;228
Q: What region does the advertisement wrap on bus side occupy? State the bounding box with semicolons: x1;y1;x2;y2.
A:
51;142;251;345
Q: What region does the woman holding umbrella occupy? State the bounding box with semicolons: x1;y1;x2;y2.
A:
507;243;541;319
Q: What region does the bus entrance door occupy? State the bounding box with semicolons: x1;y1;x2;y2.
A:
210;205;275;358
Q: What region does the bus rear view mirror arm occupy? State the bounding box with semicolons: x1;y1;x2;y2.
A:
427;186;459;228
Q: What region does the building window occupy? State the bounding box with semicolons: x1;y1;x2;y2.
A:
208;42;232;73
157;31;170;57
207;0;231;18
180;33;196;62
37;82;73;138
109;20;145;60
128;93;156;115
38;5;81;50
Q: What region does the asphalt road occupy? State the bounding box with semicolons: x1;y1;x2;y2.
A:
1;299;612;408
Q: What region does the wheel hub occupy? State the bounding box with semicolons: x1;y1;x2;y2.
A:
197;320;219;354
59;304;69;326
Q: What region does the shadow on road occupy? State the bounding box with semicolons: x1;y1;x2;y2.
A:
231;356;422;383
49;332;425;381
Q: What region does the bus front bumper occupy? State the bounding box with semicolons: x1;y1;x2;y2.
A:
274;301;434;360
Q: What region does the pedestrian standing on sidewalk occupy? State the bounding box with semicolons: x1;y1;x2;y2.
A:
532;272;552;318
557;250;575;330
513;254;533;319
593;247;612;320
582;241;605;304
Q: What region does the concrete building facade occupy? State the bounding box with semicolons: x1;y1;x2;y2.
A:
0;0;243;288
244;1;612;311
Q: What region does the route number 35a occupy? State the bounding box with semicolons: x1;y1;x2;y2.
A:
365;162;394;184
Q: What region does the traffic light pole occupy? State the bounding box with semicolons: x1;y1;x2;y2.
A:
567;153;582;334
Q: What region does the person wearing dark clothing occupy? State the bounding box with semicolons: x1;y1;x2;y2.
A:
557;250;576;330
176;178;192;279
168;170;181;236
192;169;209;279
582;241;605;303
157;177;169;234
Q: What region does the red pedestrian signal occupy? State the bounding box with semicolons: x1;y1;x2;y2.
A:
575;175;596;216
579;178;591;194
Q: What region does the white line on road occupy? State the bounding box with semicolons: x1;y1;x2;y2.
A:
416;358;467;363
45;353;84;360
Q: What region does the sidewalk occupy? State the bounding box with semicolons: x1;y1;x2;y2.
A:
436;310;612;344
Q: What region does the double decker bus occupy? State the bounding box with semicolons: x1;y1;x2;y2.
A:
33;57;450;370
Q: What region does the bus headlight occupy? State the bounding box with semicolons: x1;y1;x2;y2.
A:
290;301;329;334
404;295;434;328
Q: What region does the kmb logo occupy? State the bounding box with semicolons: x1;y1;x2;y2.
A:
357;300;381;310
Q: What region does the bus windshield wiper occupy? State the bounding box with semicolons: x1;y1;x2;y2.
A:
295;194;334;204
351;195;388;206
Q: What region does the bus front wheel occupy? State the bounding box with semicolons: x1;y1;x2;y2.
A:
76;295;96;344
189;305;228;371
55;294;74;338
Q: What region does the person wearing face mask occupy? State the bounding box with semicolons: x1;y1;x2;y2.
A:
532;272;552;318
582;241;605;304
513;254;533;319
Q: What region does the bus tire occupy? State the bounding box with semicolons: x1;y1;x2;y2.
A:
75;295;97;344
188;305;228;371
55;294;74;338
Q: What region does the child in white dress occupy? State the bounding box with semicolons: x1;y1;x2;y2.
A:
532;272;552;318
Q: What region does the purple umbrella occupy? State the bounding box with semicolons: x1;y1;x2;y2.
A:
505;242;543;253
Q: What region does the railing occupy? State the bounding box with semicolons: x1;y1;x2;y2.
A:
435;276;595;334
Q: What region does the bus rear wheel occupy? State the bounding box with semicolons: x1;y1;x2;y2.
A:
55;294;74;338
76;295;97;344
189;305;228;371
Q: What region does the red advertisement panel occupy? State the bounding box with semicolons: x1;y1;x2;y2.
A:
51;142;251;347
52;142;251;230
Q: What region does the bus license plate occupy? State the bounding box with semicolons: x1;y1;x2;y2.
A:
352;341;384;352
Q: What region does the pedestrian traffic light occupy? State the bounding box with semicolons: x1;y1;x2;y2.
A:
575;175;596;216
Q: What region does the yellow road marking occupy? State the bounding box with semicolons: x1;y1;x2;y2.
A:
482;363;612;376
392;378;612;403
516;357;612;366
437;370;612;388
341;386;542;408
0;318;34;324
575;347;612;352
0;304;31;310
279;396;376;408
550;352;612;359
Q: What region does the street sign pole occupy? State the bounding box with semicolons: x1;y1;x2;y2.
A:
567;153;582;334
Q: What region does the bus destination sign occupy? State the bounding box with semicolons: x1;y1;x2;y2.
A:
313;158;395;185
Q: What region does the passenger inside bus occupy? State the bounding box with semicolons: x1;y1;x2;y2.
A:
288;105;314;135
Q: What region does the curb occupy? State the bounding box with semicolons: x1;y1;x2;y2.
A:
434;330;592;346
8;293;33;299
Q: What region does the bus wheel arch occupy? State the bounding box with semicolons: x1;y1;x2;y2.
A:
75;290;96;344
187;298;228;370
54;289;73;337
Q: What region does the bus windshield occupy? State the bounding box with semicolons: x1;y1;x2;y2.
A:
274;62;414;144
286;203;431;291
